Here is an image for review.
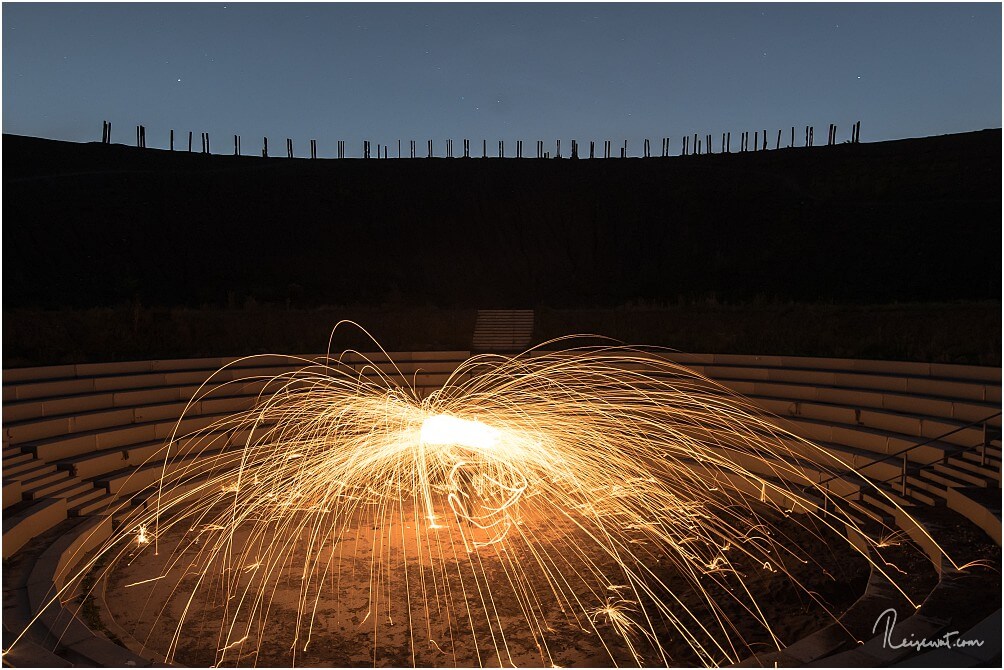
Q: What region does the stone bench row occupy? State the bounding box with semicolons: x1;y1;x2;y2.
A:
4;357;998;519
5;350;998;384
7;394;993;490
6;358;999;486
658;351;1002;384
4;352;998;669
1;350;472;384
10;371;994;459
6;352;999;418
3;355;998;547
15;514;155;666
2;354;470;405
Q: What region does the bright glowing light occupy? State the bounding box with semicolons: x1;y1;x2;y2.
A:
420;413;502;451
8;325;943;668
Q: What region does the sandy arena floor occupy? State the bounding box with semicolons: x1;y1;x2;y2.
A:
98;495;869;667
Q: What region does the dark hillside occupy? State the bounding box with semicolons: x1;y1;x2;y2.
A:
3;130;1000;309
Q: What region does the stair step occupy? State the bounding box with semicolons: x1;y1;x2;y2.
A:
957;449;1003;469
41;479;97;501
473;309;535;353
7;461;57;481
918;465;988;490
949;455;1002;483
23;474;89;500
848;497;895;525
931;462;994;487
903;481;941;505
475;324;533;329
19;469;71;492
1;450;33;467
69;492;120;517
905;474;950;504
64;486;107;511
3;459;53;478
860;484;915;517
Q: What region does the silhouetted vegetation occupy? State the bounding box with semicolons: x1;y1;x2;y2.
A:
2;130;1000;366
3;130;1000;310
3;301;998;367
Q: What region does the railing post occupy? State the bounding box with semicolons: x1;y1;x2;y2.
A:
982;422;989;467
901;454;908;496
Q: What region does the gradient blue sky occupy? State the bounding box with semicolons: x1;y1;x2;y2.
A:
3;2;1001;157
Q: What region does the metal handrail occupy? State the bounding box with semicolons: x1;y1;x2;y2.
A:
817;411;1001;495
887;415;1001;495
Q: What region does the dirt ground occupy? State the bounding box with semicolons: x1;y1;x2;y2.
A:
94;491;878;668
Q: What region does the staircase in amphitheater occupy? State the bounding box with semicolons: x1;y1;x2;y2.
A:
471;309;535;352
2;351;1000;666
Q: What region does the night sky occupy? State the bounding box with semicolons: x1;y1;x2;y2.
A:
3;3;1001;157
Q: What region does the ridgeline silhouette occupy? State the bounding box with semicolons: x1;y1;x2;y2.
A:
2;129;1000;310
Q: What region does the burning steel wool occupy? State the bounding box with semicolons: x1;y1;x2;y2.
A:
8;331;938;667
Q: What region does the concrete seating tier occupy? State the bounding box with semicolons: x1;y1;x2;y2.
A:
3;351;1001;667
610;353;1002;503
2;353;470;513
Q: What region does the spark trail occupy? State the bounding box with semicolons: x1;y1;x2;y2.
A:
8;329;938;667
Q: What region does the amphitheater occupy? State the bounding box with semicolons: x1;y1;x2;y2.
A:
2;348;1001;667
